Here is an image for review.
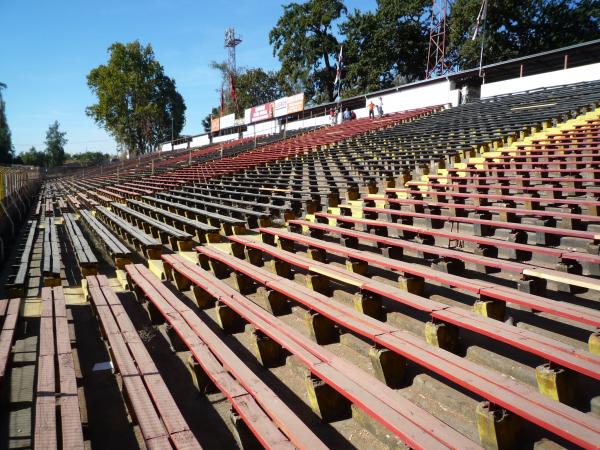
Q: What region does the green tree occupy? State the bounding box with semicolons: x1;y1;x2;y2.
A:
0;83;15;164
340;0;430;97
44;121;67;167
237;68;293;111
270;0;347;104
20;146;47;166
69;151;111;166
448;0;600;69
86;41;186;156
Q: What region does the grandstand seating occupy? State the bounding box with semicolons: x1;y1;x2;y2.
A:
3;79;600;449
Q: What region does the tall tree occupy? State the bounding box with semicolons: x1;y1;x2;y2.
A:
448;0;600;69
44;121;67;167
86;41;186;156
20;146;46;166
0;83;14;164
340;0;430;97
270;0;346;104
69;151;111;166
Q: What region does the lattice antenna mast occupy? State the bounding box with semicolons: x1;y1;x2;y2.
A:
224;27;242;114
425;0;451;79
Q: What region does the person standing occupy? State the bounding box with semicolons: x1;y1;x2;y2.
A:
377;96;384;117
368;100;375;119
343;108;351;122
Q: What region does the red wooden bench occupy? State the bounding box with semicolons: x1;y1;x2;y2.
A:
86;275;201;450
0;298;21;384
321;211;600;285
387;187;600;216
162;253;480;449
258;226;600;332
123;265;324;450
197;245;600;449
365;195;600;232
407;180;600;197
34;287;84;449
228;234;600;382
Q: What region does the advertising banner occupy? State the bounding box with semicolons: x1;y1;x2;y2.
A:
219;113;235;129
287;92;305;114
250;102;274;123
244;108;252;125
274;97;288;117
210;117;220;133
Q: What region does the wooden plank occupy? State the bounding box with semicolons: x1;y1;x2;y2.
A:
0;298;21;382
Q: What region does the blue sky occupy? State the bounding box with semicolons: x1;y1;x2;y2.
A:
1;0;376;155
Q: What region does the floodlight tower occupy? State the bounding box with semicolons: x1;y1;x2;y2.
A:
425;0;451;79
224;27;242;114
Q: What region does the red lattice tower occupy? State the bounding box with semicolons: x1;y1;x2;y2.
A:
425;0;451;79
224;27;242;114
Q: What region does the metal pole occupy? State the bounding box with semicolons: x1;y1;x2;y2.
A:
477;0;488;77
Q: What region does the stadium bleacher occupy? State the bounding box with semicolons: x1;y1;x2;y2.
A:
2;77;600;449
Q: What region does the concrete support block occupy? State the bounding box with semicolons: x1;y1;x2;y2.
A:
305;311;338;345
233;272;255;295
345;258;368;276
191;285;215;309
230;242;246;260
305;374;351;422
535;363;575;405
172;270;191;291
589;332;600;356
270;259;292;279
552;262;582;293
397;274;424;296
517;277;546;296
475;245;497;273
307;247;327;263
424;321;459;353
246;247;264;267
259;288;291;316
277;237;295;252
368;346;406;389
209;259;229;279
251;328;286;368
215;301;245;334
165;323;187;352
229;408;262;450
262;233;276;246
187;354;216;393
306;273;330;296
145;301;165;326
342;235;359;249
309;228;324;239
381;245;403;261
352;291;383;319
473;299;506;321
591;395;600;418
432;258;464;275
476;401;521;450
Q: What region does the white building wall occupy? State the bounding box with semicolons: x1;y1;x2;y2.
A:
481;63;600;98
367;79;459;114
213;132;240;144
190;135;210;147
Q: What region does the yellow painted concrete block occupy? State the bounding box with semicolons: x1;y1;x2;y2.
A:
589;332;600;356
